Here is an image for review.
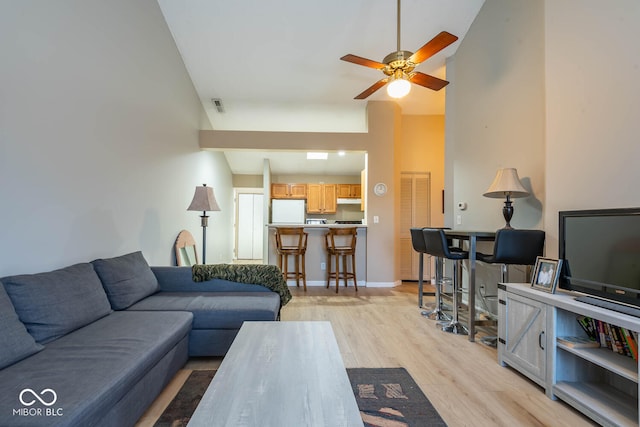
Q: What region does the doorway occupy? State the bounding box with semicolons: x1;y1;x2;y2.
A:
234;189;264;261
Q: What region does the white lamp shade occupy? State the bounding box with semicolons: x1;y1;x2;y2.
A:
387;78;411;98
187;185;221;212
483;168;529;199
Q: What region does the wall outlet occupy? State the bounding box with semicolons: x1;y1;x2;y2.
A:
456;215;462;225
320;262;326;271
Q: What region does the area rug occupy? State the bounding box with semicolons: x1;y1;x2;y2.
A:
154;368;446;427
153;370;216;427
347;367;447;427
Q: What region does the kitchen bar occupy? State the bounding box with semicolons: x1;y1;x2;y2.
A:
267;224;367;287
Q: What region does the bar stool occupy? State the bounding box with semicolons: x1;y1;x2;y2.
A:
476;229;545;345
410;227;431;308
275;227;308;291
423;228;469;334
428;249;453;323
410;228;449;322
477;229;545;280
325;227;357;293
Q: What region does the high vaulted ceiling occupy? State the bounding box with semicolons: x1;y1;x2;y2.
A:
157;0;484;174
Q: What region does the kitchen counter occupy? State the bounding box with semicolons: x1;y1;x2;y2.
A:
267;225;366;287
267;223;367;228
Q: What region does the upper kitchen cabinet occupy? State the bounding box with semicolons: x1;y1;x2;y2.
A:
271;183;307;199
307;184;337;214
336;184;361;199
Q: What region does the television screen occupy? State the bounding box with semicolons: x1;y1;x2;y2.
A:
560;208;640;308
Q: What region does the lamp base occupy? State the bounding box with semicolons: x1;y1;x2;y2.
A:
200;213;209;264
502;197;514;229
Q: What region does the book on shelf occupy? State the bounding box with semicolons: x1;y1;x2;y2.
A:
557;336;601;348
607;323;624;355
575;316;638;360
598;320;612;350
622;328;638;360
577;315;597;340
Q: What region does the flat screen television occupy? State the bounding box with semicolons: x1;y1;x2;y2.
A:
559;208;640;315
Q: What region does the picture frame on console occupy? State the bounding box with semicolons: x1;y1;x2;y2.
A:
531;257;562;293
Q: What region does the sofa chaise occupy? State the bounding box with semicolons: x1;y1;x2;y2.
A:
0;251;286;427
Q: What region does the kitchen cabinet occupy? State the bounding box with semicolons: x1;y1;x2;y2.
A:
336;184;361;199
307;184;336;214
271;183;307;199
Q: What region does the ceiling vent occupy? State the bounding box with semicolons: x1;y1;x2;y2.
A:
211;98;224;113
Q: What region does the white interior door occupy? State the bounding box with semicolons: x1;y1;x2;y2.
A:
236;193;264;260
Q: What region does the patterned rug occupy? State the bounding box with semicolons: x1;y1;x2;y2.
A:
154;368;446;427
347;367;447;427
154;370;216;427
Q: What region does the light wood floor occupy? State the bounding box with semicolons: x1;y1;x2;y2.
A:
136;283;597;427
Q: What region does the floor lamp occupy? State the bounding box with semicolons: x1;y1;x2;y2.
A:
187;184;220;264
483;168;529;229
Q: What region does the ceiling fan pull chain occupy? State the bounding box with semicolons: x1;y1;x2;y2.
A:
397;0;401;53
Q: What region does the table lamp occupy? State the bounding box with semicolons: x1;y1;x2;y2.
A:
483;168;529;229
187;184;220;263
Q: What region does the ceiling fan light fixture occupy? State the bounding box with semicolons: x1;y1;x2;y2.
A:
387;76;411;98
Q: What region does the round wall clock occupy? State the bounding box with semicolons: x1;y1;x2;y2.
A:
373;182;387;196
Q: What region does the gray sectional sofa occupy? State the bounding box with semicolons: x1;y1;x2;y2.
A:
0;251;283;427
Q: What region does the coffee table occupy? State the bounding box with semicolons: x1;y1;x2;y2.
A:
187;321;364;427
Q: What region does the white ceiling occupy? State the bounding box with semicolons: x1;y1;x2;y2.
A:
157;0;484;175
223;150;367;176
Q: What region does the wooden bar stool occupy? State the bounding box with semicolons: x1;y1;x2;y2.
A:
325;227;357;293
275;227;308;290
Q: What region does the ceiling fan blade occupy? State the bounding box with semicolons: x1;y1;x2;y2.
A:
410;72;449;91
341;54;386;70
407;31;458;65
354;79;388;99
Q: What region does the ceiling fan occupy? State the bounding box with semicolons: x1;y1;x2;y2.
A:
340;0;458;99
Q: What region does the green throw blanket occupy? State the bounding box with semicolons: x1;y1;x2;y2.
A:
192;264;292;306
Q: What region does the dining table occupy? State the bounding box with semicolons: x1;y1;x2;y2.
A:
444;230;496;342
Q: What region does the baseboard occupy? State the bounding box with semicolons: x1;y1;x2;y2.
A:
365;281;398;288
286;280;370;287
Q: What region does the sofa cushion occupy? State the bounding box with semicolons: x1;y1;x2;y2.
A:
92;251;159;310
2;263;113;344
127;291;281;329
0;282;44;369
0;310;192;427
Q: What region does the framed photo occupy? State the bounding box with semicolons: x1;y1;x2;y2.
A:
531;257;562;293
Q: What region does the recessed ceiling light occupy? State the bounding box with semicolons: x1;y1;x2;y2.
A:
307;152;328;160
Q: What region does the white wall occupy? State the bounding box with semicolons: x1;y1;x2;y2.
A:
544;0;640;257
0;0;233;276
446;0;545;232
447;0;640;261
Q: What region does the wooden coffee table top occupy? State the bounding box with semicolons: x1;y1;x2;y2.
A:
187;321;364;427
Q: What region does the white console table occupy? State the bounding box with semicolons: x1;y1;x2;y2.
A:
498;283;640;427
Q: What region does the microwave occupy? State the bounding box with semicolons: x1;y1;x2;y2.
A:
305;218;327;224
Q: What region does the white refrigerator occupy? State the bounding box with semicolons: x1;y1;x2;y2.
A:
271;199;305;224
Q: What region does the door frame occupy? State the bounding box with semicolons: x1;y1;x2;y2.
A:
233;188;264;261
